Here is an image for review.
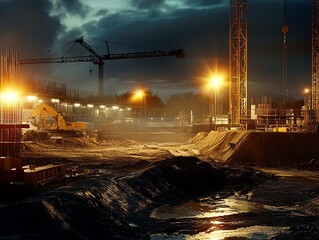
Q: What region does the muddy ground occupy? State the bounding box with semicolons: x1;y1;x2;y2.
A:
1;136;319;239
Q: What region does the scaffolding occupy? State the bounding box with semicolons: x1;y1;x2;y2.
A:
22;77;96;102
0;50;25;158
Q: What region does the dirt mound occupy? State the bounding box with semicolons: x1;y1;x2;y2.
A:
191;131;250;161
187;131;208;144
192;131;319;167
122;156;228;201
0;156;271;240
23;137;102;152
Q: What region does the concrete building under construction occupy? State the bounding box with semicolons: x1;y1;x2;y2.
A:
0;50;65;185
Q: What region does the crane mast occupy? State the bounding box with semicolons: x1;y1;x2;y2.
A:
229;0;248;124
312;0;319;121
19;37;185;99
282;0;288;108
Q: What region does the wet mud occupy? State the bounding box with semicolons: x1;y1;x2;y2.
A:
0;137;318;239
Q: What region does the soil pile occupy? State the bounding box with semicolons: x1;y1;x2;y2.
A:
191;131;319;166
0;156;270;240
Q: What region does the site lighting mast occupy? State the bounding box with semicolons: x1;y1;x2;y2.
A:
312;0;319;121
20;37;185;99
134;90;147;117
229;0;248;124
210;75;223;130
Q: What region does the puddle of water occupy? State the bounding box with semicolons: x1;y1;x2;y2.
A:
151;196;265;220
150;196;293;239
150;225;289;240
151;195;297;220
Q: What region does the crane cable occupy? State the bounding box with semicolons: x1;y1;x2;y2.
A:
28;39;79;58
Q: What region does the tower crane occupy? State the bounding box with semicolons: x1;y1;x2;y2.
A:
282;0;288;108
229;0;248;124
312;0;319;121
19;37;185;98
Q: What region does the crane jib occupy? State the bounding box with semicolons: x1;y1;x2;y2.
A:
19;37;185;97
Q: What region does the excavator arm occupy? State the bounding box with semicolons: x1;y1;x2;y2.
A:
28;102;67;130
28;102;86;130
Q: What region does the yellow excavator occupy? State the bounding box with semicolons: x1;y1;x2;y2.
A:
28;102;86;130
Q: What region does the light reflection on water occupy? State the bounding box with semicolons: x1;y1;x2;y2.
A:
151;196;265;220
150;196;290;239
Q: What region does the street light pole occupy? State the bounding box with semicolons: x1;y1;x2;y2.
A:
143;94;146;118
210;75;222;131
205;71;223;131
133;89;146;118
304;88;309;108
303;88;310;128
214;88;217;130
209;100;212;131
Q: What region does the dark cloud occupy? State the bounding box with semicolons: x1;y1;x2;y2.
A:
185;0;226;7
61;0;311;99
96;9;109;17
55;0;87;17
78;6;228;96
130;0;166;9
0;0;312;100
0;0;61;56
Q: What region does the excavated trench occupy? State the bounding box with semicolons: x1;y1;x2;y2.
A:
1;132;319;239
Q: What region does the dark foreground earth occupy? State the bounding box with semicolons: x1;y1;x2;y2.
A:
0;138;319;240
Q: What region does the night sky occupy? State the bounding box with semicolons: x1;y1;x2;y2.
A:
0;0;312;101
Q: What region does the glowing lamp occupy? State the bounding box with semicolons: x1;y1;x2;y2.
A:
27;95;37;101
0;91;19;102
210;75;222;89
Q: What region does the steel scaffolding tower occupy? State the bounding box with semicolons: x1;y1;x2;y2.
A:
282;0;288;108
312;0;319;121
229;0;248;124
